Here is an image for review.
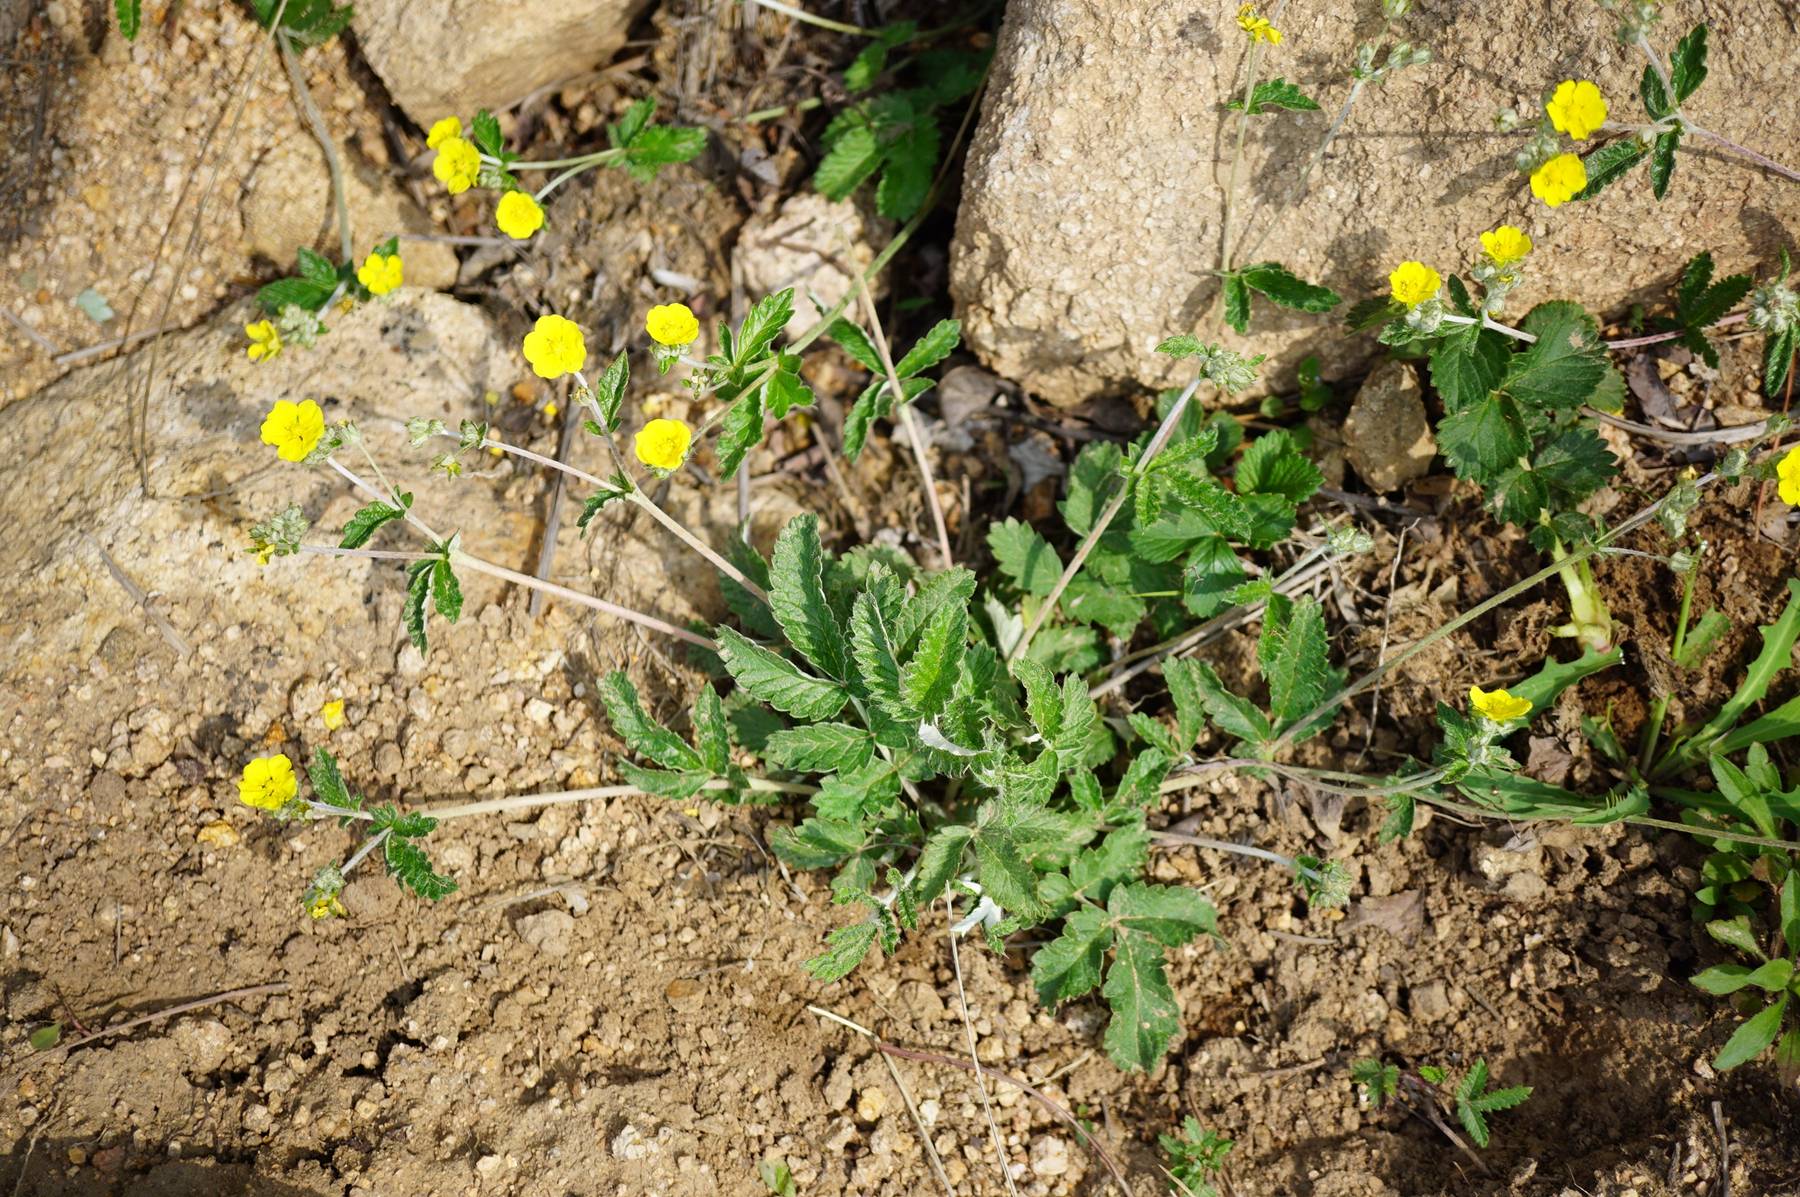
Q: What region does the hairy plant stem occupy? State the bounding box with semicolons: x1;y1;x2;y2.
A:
1216;5;1285;276
474;433;768;602
278;30;352;264
324;457;715;647
857;282;954;567
1008;375;1206;663
1439;312;1534;342
339;827;390;878
1630;32;1799;182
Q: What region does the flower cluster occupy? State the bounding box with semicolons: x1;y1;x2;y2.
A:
1520;79;1607;207
1235;3;1282;44
248;503;309;565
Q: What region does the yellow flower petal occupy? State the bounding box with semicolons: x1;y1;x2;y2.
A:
1479;225;1533;267
521;314;587;380
356;251;403;296
634;418;693;473
426;116;463;149
645;303;700;347
238;753;298;811
321;699;346;731
1777;446;1800;507
1388;261;1441;309
245;320;281;363
432;137;481;195
1545;80;1607;141
494;190;545;240
259;399;326;462
1469;685;1533;723
1530;153;1587;208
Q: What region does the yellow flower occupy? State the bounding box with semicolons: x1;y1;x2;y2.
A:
245;320;282;363
306;892;348;920
260;399;326;462
256;543;276;566
426;116;462;149
1469;685;1532;723
1235;3;1282;43
356;251;403;296
521;314;587;379
634;418;693;473
1545;80;1607;140
321;699;346;731
433;136;481;195
646;302;700;347
1388;261;1441;309
543;401;558;419
239;754;298;811
495;190;545;240
1480;225;1533;267
1530;152;1587;208
1777;446;1800;506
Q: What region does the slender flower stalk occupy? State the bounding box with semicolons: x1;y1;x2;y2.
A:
857;283;955;567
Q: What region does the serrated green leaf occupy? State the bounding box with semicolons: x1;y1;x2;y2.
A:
894;567;976;649
257;276;336;315
307;747;353;809
764;723;873;773
1236;429;1321;503
1438;393;1529;485
1260;596;1332;726
431;558;462;622
1180;660;1271;746
826;319;883;372
849;569;912;719
1671;23;1709;102
1429;331;1509;414
384;834;456;900
912;824;973;907
1763;327;1796;399
893;318;961;378
813;760;900;821
471;109;504;155
715;385;765;479
988;519;1063;596
876;120;939;221
715;627;848;720
402;559;433;654
1225;76;1320;113
591;352;629;432
805;921;879;982
770;515;851;679
621;760;713;799
1101;919;1182;1071
1503;302;1607;410
598;671;706;771
1238;262;1340;313
1675;609;1731;671
115;0;142;38
1649;128;1680;199
842;376;931;461
815;122;884;201
765;367;814;420
1223;274;1251;334
1574;139;1647;201
1692;959;1794;995
339;493;411;549
692;685;730;775
296;247;338;286
901;598;966;720
1111;881;1217;946
1031;907;1112;1005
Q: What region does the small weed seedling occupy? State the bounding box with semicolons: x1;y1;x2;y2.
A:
1352;1056;1533;1152
1159;1118;1233;1196
1691;871;1800;1080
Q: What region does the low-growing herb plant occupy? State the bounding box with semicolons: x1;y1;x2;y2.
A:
1352;1056;1533;1150
1158;1117;1233;1196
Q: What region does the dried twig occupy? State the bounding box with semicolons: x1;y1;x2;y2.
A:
6;982;289;1077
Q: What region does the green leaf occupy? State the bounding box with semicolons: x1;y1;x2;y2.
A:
1683;579;1800;760
826;319;883;372
1707;917;1767;961
765;367;814;420
715;627;848;721
1180;661;1272;747
1692;959;1794;995
692;686;730;776
1236;429;1321;503
296;247;338;286
1223;274;1252;335
598;671;706;771
849;569;912;719
735;289;795;368
1066;820;1152;906
257;276;335;315
893;319;961;378
1763;327;1796;399
1640;62;1672;120
1673;608;1731;670
815;123;885;201
1502;302;1607;410
876;120;940;221
608;97;655;150
1060;442;1124;535
1238;262;1340;313
805;921;879;982
769;515;851;679
471;109;504;156
339;493;411;549
29;1023;61;1051
842;375;932;461
764;723;873;773
1031;907;1112;1004
901;599;967;721
1438;394;1530;485
1351;1059;1399;1105
715;386;765;479
621;761;712;799
1714;995;1788;1070
1259;596;1332;726
1649;129;1680;199
1111;882;1217;946
431;558;461;622
1574;139;1648;200
912;824;973;907
307;748;354;810
115;0;142;38
1671;23;1709;103
402;559;434;654
813;760;900;822
989;519;1064;596
590;352;629;432
1225;77;1320;113
1430;330;1509;413
619;125;708;183
1101;918;1182;1071
895;567;977;649
384;834;456;900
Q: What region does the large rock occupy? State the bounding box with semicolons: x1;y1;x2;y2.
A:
242;133;458;289
353;0;651;126
950;0;1800;405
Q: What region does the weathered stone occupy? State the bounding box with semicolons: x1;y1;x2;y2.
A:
1341;359;1434;492
951;0;1800;404
735;192;889;335
353;0;651;127
242;134;457;290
